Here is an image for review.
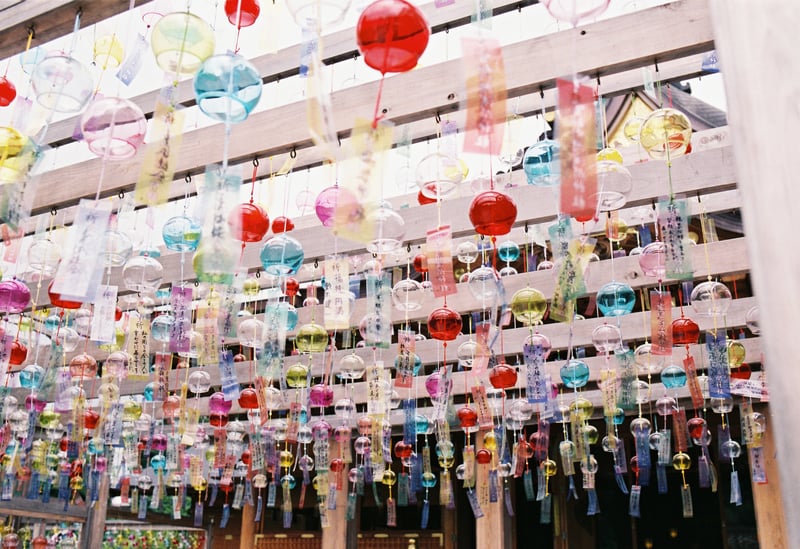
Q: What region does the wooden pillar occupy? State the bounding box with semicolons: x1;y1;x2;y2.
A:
321;440;349;549
82;473;109;549
750;406;787;548
240;500;256;549
475;435;509;549
709;2;798;547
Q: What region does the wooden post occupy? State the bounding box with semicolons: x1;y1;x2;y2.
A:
321;440;349;549
240;500;256;549
82;473;109;549
475;435;509;549
709;2;799;547
750;406;787;548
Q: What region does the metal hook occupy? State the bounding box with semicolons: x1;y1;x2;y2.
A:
654;59;659;73
540;87;545;99
185;173;192;183
314;258;319;269
253;157;260;168
50;207;57;216
255;270;261;278
524;222;529;233
118;190;125;199
290;148;297;159
27;25;35;40
435;112;441;124
407;243;411;253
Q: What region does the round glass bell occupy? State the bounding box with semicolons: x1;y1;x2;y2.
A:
452;245;476;269
0;76;15;107
356;0;429;74
151;12;216;76
286;0;350;28
80;97;146;160
497;240;520;262
469;190;517;236
31;54;93;113
27;237;60;278
0;279;30;314
596;281;636;317
639;108;692;161
0;126;40;183
510;287;547;325
19;46;45;75
366;202;405;254
237;317;267;348
162;215;202;252
690;280;732;317
591;323;623;354
541;0;609;26
523;139;560;186
427;306;462;341
391;278;424;311
595;153;632;211
225;0;261;27
560;359;590;388
338;352;366;380
638;241;666;279
101;229;133;267
661;364;687;389
228;202;269;243
93;35;124;68
122;254;164;293
315;185;340;227
468;265;499;302
260;234;304;276
194;53;262;123
415;152;464;200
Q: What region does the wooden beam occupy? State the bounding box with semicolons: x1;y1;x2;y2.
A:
82;473;110;549
475;434;510;549
321;439;349;549
20;52;711;236
32;140;737;304
750;405;787;549
239;498;257;549
0;497;89;523
0;1;149;63
32;0;714;214
41;0;541;147
709;1;799;546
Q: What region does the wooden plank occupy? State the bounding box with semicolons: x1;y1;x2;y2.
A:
0;1;149;63
750;405;787;549
47;298;759;417
32;141;737;306
42;0;541;146
32;0;714;214
22;234;753;379
475;434;509;549
82;473;109;549
709;1;798;546
240;498;257;549
22;52;710;236
0;497;89;523
321;440;349;549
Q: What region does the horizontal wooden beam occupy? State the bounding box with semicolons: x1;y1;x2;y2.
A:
0;1;149;64
0;497;89;523
19;52;712;237
42;0;541;147
79;139;736;300
32;0;714;214
21;296;757;410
